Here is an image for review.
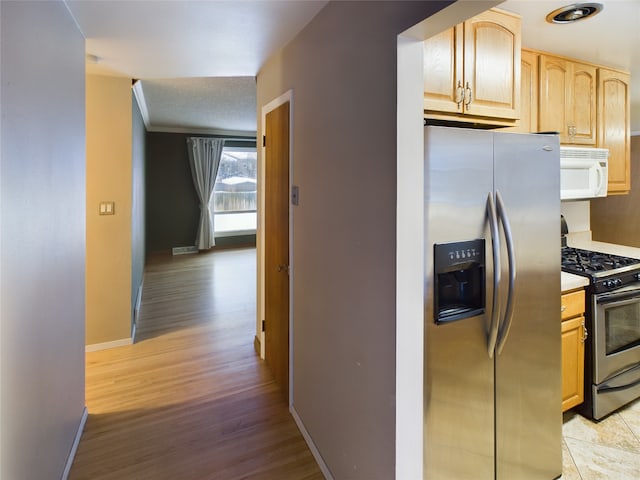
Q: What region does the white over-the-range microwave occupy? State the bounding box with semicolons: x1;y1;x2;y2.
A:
560;146;609;201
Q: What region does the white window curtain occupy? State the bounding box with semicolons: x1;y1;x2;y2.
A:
186;137;224;250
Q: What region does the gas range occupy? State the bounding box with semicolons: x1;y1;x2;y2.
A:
561;246;640;294
561;244;640;420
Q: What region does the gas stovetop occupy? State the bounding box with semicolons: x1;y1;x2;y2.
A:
562;247;640;293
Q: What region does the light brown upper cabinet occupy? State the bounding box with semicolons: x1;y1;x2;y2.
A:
598;68;631;194
539;55;597;145
507;49;538;133
424;8;521;125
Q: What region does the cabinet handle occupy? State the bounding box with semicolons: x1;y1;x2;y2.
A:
581;320;588;343
561;305;567;312
464;82;472;106
456;81;465;108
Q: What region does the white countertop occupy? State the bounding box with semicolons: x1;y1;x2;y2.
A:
568;239;640;260
561;271;589;292
561;239;640;292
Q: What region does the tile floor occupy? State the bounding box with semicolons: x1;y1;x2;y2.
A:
562;399;640;479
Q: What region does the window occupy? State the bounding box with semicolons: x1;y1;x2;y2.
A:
212;147;257;235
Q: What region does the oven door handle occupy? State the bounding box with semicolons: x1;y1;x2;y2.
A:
496;190;516;356
486;192;501;358
596;289;640;305
599;374;640;394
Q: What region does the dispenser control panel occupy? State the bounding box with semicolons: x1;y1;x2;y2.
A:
433;239;485;324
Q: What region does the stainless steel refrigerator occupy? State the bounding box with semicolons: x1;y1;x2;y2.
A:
423;126;562;479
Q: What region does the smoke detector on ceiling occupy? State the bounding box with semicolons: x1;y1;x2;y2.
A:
546;3;603;24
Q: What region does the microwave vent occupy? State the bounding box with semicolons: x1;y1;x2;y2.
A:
560;147;609;161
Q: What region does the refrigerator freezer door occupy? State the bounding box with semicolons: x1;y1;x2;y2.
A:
493;132;562;479
423;126;496;478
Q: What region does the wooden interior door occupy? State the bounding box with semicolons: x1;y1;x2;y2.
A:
264;101;290;403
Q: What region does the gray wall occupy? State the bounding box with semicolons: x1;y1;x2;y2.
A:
146;132;200;253
257;2;449;478
146;132;255;253
0;1;86;478
591;136;640;246
132;97;146;327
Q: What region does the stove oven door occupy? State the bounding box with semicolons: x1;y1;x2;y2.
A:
593;286;640;384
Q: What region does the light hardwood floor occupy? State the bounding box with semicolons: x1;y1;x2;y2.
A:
70;247;323;480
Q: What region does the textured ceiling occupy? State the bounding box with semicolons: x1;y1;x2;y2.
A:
137;77;257;136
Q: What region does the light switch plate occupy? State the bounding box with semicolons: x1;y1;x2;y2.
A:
291;185;300;206
99;201;115;215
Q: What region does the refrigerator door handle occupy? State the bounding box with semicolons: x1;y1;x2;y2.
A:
486;192;501;358
495;190;517;355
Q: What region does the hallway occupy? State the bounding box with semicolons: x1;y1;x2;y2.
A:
70;248;323;479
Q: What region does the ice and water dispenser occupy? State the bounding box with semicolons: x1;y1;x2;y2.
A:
433;239;485;324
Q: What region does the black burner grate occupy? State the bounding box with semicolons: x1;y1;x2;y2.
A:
561;247;640;277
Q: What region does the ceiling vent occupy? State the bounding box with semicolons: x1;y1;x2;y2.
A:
546;3;603;24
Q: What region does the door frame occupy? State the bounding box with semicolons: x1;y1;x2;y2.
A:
259;90;294;405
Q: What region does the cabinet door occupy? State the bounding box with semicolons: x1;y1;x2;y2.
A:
570;62;597;145
423;24;463;114
561;315;585;412
539;55;569;140
540;55;596;144
507;49;538;133
598;68;630;194
463;9;521;119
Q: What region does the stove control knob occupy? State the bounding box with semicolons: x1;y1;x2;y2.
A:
635;273;640;281
615;278;623;287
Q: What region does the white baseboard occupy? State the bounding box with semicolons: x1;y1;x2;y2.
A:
128;279;143;344
133;280;143;326
61;406;88;480
290;406;333;480
85;337;132;352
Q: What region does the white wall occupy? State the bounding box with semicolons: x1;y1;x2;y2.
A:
257;2;454;478
0;1;86;478
562;200;591;238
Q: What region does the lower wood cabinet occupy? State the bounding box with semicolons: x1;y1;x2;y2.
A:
561;289;586;412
